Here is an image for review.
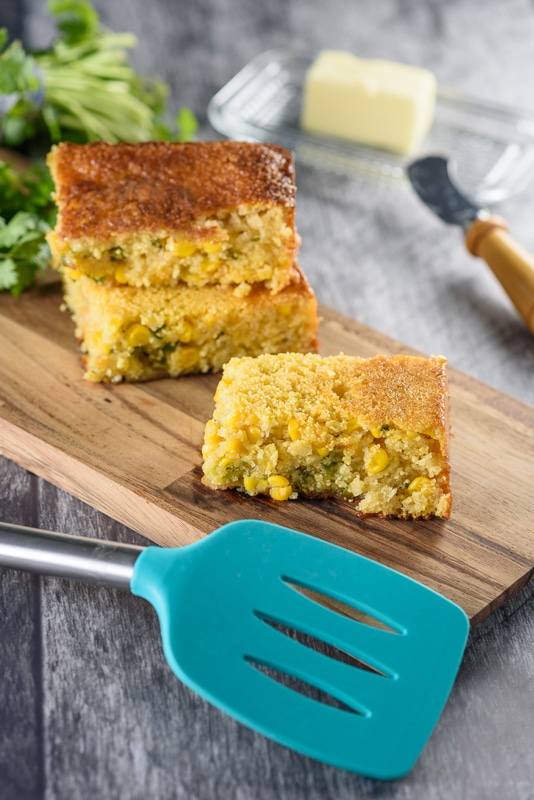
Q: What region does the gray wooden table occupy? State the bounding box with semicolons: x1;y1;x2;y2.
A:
1;1;534;798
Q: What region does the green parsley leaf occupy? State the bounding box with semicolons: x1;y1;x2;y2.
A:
0;207;52;296
48;0;100;45
0;256;19;291
176;107;199;142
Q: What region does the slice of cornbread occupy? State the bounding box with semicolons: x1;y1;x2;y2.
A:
202;352;452;519
62;267;318;383
47;140;299;293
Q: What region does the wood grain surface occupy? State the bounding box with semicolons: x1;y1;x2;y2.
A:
1;279;532;625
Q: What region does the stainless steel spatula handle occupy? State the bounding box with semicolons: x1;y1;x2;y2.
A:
0;521;143;590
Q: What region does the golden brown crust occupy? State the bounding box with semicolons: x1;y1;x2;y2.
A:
47;141;296;242
340;354;449;439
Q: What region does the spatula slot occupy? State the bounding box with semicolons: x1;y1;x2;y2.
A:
244;655;364;716
282;577;402;635
254;611;390;679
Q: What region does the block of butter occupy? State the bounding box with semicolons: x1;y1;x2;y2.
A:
301;50;437;155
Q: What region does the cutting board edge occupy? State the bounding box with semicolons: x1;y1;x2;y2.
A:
0;416;204;548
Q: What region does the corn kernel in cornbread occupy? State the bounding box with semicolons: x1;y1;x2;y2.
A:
62;268;318;382
202;352;452;519
47;141;299;292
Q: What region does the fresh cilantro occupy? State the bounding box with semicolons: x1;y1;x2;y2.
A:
175;107;199;142
0;1;198;149
49;0;100;44
0;0;198;295
0;158;56;296
0;210;51;296
0;160;55;222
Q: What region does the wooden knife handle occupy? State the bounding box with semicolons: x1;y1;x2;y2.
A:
465;215;534;333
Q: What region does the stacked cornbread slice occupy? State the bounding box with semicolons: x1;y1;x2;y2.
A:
47;141;318;382
202;352;452;518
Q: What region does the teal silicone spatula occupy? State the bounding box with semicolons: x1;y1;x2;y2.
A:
0;519;469;780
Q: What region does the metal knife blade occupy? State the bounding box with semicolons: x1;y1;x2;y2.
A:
407;156;482;229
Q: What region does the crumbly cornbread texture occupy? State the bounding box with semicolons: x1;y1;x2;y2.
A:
202;352;452;518
47;141;299;293
63;268;318;383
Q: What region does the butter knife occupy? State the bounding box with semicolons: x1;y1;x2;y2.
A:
408;155;534;333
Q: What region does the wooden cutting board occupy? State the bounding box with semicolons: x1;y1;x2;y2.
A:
0;279;533;625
